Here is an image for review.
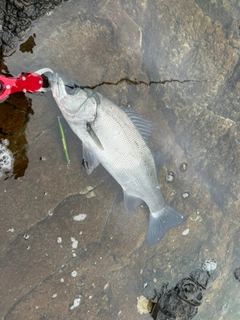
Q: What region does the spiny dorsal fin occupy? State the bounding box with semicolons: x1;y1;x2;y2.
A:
124;108;152;143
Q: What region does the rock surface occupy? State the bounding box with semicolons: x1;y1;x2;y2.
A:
0;0;69;56
0;0;240;319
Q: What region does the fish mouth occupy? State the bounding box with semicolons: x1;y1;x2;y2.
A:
35;69;86;115
35;68;82;99
34;68;64;98
48;72;87;116
49;72;83;100
47;72;66;100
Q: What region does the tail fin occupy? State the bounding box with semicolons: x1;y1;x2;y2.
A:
146;206;185;246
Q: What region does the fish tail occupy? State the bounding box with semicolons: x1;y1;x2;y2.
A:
146;205;185;246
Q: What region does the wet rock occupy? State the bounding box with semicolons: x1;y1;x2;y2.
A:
148;264;217;319
0;89;33;178
0;57;32;179
0;0;69;55
19;34;36;53
0;0;239;319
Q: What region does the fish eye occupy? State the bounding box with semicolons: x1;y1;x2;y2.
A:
65;82;79;95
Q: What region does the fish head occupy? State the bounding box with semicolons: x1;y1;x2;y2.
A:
48;72;89;120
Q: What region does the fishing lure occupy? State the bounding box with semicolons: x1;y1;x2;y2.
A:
57;116;70;165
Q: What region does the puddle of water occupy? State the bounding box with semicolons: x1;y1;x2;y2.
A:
0;0;240;319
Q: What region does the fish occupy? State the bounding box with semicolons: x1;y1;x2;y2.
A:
48;71;185;245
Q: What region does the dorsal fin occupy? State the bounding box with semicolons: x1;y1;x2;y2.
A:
124;108;152;143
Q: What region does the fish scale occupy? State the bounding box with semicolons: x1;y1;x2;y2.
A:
93;103;154;197
49;71;185;245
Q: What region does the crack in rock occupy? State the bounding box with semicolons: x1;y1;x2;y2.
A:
87;78;212;90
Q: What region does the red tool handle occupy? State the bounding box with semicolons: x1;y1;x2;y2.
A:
0;73;43;101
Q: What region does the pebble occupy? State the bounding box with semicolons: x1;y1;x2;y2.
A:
180;163;188;171
166;172;174;182
182;229;189;236
182;191;190;199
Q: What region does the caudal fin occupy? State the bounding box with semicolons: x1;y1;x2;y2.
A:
146;206;185;246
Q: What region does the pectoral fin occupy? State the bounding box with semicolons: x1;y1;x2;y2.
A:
82;143;100;175
86;122;104;150
124;191;143;214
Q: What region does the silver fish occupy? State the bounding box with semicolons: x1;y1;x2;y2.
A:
48;72;185;245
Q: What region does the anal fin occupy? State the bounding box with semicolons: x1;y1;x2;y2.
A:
124;191;143;214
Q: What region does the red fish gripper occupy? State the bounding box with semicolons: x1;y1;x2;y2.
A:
0;72;43;101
